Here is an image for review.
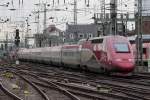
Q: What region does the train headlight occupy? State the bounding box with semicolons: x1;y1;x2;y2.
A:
115;59;122;62
128;59;134;62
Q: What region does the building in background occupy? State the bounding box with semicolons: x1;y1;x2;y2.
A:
35;25;64;47
135;0;150;34
65;23;97;43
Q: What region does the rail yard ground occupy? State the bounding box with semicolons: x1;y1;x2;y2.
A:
0;61;150;100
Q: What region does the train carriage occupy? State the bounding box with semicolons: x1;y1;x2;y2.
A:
62;45;80;68
17;35;135;75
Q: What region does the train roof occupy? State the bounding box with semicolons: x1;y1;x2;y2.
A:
78;35;128;44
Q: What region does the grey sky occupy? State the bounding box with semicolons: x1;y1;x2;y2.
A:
0;0;135;39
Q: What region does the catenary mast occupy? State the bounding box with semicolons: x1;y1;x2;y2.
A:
110;0;117;35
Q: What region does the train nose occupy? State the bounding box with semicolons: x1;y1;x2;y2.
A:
117;63;135;72
114;59;135;72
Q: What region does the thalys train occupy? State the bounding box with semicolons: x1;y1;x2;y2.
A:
17;35;135;74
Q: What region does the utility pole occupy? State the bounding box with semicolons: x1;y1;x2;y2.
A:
74;0;77;25
43;3;47;31
137;0;143;66
74;0;78;41
25;17;29;48
26;17;29;34
37;10;40;34
34;3;40;34
101;0;106;21
125;13;128;35
5;32;8;52
120;0;125;35
34;2;49;33
101;0;106;36
110;0;117;35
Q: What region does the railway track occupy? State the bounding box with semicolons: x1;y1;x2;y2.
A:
12;70;140;100
1;62;150;100
14;72;79;100
0;82;22;100
16;62;150;87
0;70;49;100
33;71;150;100
0;64;81;100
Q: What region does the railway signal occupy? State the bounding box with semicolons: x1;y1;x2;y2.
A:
15;29;20;47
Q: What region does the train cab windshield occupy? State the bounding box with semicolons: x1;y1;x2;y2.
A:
114;43;130;53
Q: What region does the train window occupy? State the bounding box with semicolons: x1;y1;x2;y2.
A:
63;51;74;56
91;39;103;44
114;43;130;53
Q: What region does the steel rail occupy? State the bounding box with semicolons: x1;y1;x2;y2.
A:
0;83;23;100
13;70;80;100
12;72;50;100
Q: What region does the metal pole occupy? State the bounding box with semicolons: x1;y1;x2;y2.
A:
125;13;128;35
101;0;105;19
74;0;77;25
37;10;40;34
137;0;143;66
34;3;40;34
43;3;47;31
110;0;117;35
25;17;29;48
101;0;106;35
27;17;29;34
74;0;78;41
139;0;143;66
6;32;8;52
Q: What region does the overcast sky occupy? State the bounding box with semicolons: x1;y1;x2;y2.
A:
0;0;135;39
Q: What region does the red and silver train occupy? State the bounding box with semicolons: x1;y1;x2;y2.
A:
17;35;135;74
